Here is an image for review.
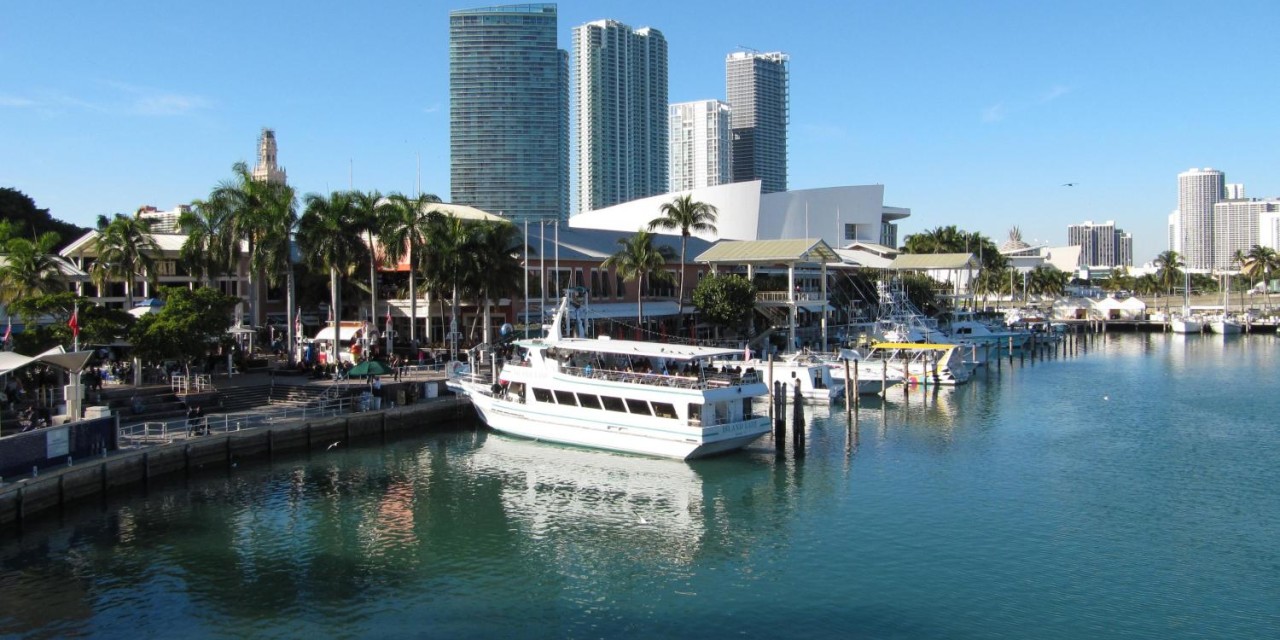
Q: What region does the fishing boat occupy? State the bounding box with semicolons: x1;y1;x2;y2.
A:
709;352;845;402
794;350;904;395
446;291;772;460
860;342;972;385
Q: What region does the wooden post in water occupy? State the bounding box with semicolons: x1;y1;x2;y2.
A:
852;361;860;409
773;380;786;452
792;383;805;457
767;354;775;418
881;360;888;397
844;359;853;418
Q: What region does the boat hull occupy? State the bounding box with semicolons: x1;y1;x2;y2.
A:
1209;320;1242;335
1170;318;1203;334
457;382;772;460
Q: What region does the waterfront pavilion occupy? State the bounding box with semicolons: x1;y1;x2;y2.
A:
695;238;839;351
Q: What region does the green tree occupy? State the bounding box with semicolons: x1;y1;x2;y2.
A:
423;215;481;357
130;286;238;373
692;274;757;339
467;221;527;345
0;231;65;305
1153;250;1184;314
1242;244;1278;312
602;231;674;328
647;194;718;306
298;191;363;365
202;162;295;327
381;193;443;345
91;213;160;309
179;201;237;286
0;188;88;252
7;292;134;353
1028;265;1069;298
351;190;394;329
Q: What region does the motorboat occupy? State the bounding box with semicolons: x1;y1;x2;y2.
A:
446;291;772;460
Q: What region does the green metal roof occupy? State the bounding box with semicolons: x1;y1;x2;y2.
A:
886;253;979;270
694;238;839;265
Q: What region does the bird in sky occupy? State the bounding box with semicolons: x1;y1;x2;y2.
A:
1062;182;1079;187
327;441;341;450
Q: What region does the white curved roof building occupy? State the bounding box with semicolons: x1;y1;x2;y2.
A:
567;180;909;249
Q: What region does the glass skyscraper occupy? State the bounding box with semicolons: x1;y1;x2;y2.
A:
450;4;568;222
572;20;667;214
726;51;789;194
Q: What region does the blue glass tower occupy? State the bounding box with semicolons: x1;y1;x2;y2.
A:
450;4;568;222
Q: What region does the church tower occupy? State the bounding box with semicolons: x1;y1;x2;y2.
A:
252;128;287;184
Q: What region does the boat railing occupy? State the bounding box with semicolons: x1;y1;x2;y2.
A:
560;365;760;390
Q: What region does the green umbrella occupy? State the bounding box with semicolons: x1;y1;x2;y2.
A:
347;359;394;378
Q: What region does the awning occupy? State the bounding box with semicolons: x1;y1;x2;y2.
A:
574;301;682;319
0;352;35;376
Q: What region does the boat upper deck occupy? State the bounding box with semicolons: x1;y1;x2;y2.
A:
517;336;746;361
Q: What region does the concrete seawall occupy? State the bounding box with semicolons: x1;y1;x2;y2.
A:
0;396;473;528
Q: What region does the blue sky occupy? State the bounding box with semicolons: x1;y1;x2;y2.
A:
3;0;1277;263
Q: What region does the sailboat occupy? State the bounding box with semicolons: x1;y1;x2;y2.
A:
1170;269;1203;334
1208;272;1242;335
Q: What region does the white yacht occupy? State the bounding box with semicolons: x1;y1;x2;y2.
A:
446;292;772;460
1208;316;1243;335
791;350;904;396
722;354;845;402
860;342;973;385
1170;315;1204;334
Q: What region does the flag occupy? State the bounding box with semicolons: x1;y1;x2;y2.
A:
2;317;10;344
385;305;393;332
68;309;79;337
294;309;302;336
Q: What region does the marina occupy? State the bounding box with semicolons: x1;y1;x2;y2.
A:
2;332;1278;638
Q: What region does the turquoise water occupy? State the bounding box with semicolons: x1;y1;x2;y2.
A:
2;333;1278;639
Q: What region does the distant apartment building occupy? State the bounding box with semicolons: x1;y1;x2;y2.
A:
1068;220;1132;267
450;4;568;222
572;19;668;214
1214;198;1280;269
1262;210;1280;251
726;51;789;194
668;100;732;192
1175;167;1225;270
1167;210;1181;255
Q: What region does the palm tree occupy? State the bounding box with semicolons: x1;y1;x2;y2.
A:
647;194;718;306
179;201;237;287
1243;244;1279;312
1153;250;1184;314
91;214;159;309
602;231;674;330
0;231;65;305
904;225;966;254
298;191;362;365
470;221;527;346
424;215;481;359
381;192;443;345
255;184;298;356
351;190;394;331
203;161;291;327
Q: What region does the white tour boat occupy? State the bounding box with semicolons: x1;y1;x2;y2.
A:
446;292;772;460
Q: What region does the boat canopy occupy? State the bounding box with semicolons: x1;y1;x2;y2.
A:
530;337;744;361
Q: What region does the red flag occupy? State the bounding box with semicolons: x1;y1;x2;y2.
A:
294;309;302;336
2;317;11;344
385;305;393;332
68;310;80;337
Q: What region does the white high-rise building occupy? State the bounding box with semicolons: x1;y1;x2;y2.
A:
1214;198;1280;269
1167;210;1181;255
1226;183;1246;199
726;51;789;194
668;100;732;192
1261;210;1280;251
1177;167;1225;270
572;19;668;214
252;128;287;185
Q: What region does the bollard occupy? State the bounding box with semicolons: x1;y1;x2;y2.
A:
852;362;860;409
844;359;852;416
792;383;805;457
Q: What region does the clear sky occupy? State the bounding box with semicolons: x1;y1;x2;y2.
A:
3;0;1277;263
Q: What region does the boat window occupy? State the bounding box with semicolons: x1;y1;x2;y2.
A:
625;398;652;415
576;393;602;410
531;388;551;403
601;396;627;412
652;402;677;419
554;390;577;406
687;403;703;423
509;382;525;399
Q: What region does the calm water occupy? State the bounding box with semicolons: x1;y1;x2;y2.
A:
2;334;1278;639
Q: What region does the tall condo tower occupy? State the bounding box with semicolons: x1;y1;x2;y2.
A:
669;100;732;192
450;4;569;222
252;128;287;185
1067;220;1132;268
726;51;789;194
572;20;668;213
1177;167;1225;270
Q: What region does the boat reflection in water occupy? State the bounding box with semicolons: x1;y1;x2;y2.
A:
460;432;776;564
